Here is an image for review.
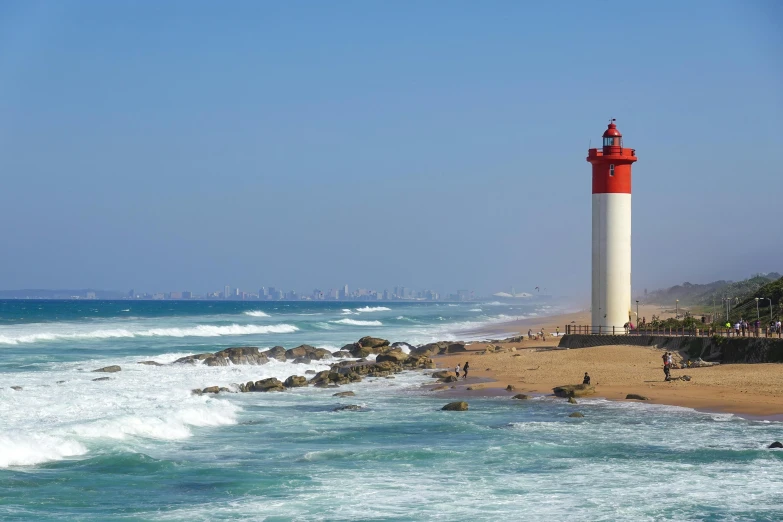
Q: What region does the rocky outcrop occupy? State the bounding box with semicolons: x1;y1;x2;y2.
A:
375;351;408;363
626;394;649;400
240;378;285;392
10;385;23;391
285;345;332;361
202;386;221;394
292;357;311;364
769;441;783;449
430;370;453;379
333;405;363;412
391;342;414;351
263;346;287;362
137;361;163;366
512;394;530;400
93;365;121;373
439;375;458;383
333;391;355;397
92;377;111;382
553;384;595;398
569;412;585;418
442;401;468;411
284;375;308;388
332;350;351;358
175;347;269;366
412;341;465;356
567;397;577;404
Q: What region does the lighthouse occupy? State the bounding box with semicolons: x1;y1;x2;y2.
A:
587;120;637;333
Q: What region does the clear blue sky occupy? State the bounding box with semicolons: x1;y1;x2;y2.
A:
0;1;780;298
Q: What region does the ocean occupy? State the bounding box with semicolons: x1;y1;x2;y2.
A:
1;300;781;521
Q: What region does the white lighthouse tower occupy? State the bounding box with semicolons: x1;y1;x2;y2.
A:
587;120;638;333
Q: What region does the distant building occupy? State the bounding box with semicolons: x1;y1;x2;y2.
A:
169;291;182;299
182;291;192;299
224;286;231;299
86;291;96;299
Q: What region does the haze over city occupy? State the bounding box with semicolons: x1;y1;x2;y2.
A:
0;1;780;298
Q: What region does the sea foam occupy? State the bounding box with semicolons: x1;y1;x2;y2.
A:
243;310;270;317
355;306;391;312
331;319;383;326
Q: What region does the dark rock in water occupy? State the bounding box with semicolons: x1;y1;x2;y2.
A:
248;378;285;392
285;345;315;360
284;375;308;388
305;370;316;375
553;384;595;398
202;386;220;394
376;351;408;363
263;346;287;362
56;381;66;384
219;387;232;393
512;394;530;400
292;356;311;365
506;385;516;391
391;342;415;351
442;401;469;411
768;441;783;449
137;361;163;366
173;353;213;364
92;377;111;382
569;412;585;418
567;397;578;404
439;375;458;383
93;365;121;373
626;394;649;401
333;391;355;397
191;388;203;395
385;376;395;379
333;404;363;412
10;385;23;391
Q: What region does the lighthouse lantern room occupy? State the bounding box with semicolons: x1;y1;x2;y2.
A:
587;120;638;333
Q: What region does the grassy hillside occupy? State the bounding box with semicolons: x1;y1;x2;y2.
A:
643;273;781;308
727;276;783;324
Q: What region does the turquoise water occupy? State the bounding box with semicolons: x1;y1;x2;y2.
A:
1;300;782;520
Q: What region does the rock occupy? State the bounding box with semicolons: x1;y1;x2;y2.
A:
212;347;269;365
768;441;783;449
506;385;516;391
333;404;363;412
431;385;450;391
56;381;66;384
311;348;333;360
332;350;351;358
137;361;163;366
357;336;390;350
568;412;585;418
93;365;121;373
439;375;458;383
385;376;395;379
391;342;414;351
567;397;578;404
682;375;692;381
285;345;316;360
333;391;356;397
441;342;467;354
10;385;23;391
442;401;469;411
512;394;530;400
292;357;311;364
173;353;213;364
626;394;649;401
305;369;316;375
411;342;448;357
92;377;111;382
251;378;285;392
263;346;287;362
376;351;408;363
553;384;595;398
431;370;453;379
284;375;308;388
191;388;203;395
202;386;220;394
219;387;232;393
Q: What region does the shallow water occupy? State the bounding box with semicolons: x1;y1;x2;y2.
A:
1;300;781;520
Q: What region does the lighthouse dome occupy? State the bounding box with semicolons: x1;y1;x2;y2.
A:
603;122;622;138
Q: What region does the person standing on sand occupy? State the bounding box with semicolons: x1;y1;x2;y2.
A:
462;361;469;380
455;363;460;379
540;328;546;340
583;372;590;385
528;329;533;340
663;353;671;381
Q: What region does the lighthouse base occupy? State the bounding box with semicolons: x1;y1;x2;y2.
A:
591;192;632;333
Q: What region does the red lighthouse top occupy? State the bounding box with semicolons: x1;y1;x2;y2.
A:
587;119;637;194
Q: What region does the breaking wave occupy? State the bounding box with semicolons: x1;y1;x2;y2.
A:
331;319;383;327
243;310;270;317
355;306;391;312
0;324;299;345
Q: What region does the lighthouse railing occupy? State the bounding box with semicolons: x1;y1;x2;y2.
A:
564;325;782;338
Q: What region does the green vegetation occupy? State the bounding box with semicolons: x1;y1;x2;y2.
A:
727;276;783;324
643;273;780;308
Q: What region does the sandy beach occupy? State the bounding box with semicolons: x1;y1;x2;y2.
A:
434;306;783;418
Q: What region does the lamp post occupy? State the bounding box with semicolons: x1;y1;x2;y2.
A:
761;297;772;323
636;300;639;323
755;298;760;320
676;299;679;318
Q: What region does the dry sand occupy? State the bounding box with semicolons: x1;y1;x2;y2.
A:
432;306;783;418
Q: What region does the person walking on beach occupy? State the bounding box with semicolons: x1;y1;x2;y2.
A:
462;361;469;380
663;352;671;381
455;363;461;379
528;329;533;340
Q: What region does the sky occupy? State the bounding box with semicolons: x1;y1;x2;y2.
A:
0;1;781;299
